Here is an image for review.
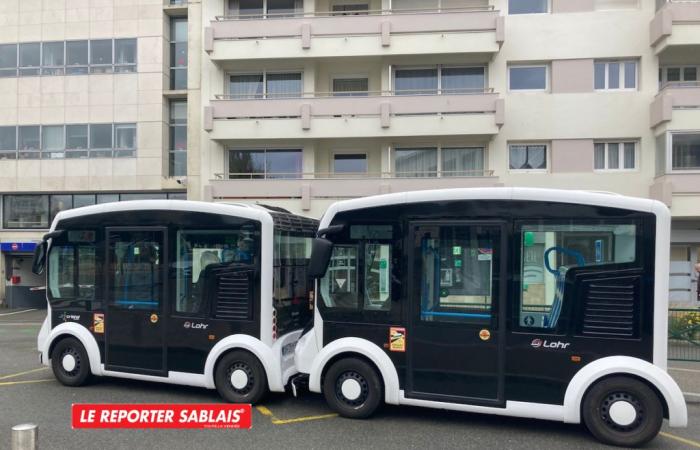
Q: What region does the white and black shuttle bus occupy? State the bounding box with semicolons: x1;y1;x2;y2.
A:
295;188;687;447
33;200;317;403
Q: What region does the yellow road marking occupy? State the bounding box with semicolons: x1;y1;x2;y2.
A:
256;405;337;425
660;432;700;449
0;378;54;387
0;367;49;381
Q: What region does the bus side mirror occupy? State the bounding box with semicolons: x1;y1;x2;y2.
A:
308;237;333;279
32;242;47;275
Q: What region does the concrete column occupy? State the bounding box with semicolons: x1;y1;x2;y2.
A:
380;143;392;177
303;143;316;179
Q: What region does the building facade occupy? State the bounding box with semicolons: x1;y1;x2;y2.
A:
0;0;201;306
196;0;700;306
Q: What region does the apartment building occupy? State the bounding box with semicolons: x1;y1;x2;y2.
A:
0;0;202;307
196;0;700;305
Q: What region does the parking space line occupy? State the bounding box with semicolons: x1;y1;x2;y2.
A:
0;309;37;316
0;367;48;381
669;367;700;374
660;432;700;449
0;379;54;387
255;405;338;426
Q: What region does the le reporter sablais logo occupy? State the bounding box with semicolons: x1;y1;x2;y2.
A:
72;404;252;429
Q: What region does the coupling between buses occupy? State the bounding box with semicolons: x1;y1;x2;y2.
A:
293;187;687;447
32;200;318;404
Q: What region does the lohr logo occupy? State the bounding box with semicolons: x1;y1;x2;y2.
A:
531;338;570;350
183;321;209;330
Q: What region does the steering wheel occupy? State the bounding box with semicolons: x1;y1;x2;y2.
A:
543;246;585;275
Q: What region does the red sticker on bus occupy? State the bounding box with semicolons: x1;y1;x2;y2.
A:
71;404;252;429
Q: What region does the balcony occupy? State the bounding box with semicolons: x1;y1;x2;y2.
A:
650;82;700;128
650;1;700;55
206;171;501;210
204;91;504;140
204;7;504;61
651;173;700;214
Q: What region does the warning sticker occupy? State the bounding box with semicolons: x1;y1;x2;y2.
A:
389;327;406;352
93;313;104;334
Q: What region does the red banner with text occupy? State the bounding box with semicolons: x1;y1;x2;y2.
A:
72;404;252;429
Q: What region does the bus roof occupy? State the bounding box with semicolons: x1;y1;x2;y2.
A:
319;187;668;227
51;200;277;230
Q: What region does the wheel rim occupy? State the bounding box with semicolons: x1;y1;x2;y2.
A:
59;346;81;377
335;370;369;407
600;391;644;432
226;362;254;395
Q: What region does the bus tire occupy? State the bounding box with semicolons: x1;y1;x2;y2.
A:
582;376;663;447
214;350;268;404
50;337;91;387
323;357;382;419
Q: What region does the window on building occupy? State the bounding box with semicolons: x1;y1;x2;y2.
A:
659;65;698;88
509;144;547;171
395;147;438;177
66;124;89;158
169;100;187;176
90;39;113;74
267;0;301;16
442;147;485;176
18;126;40;158
332;77;369;96
228;0;302;18
66;40;89;75
394;68;438;95
170;18;188;90
50;195;73;221
394;65;486;95
509;65;548;91
594;60;637;90
0;44;17;77
114;39;137;73
228;149;302;179
441;67;486;93
42;42;65;76
19;42;41;76
89;124;113;157
3;195;50;229
509;0;548;14
266;72;302;98
230;0;265;17
672;133;700;171
73;194;96;208
42;125;65;159
0;127;16;159
594;142;636;171
114;123;137;157
229;72;301;98
332;3;370;15
230;74;264;99
334;154;367;175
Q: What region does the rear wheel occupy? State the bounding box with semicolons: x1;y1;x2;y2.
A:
214;350;268;404
50;337;91;387
582;376;663;447
323;357;383;419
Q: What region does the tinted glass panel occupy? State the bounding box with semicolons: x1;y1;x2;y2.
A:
90;39;112;65
320;245;359;309
334;154;367;174
266;72;302;98
594;62;605;89
3;195;49;229
229;150;265;178
332;78;369;96
42;42;64;67
509;0;547;14
0;44;17;75
230;74;263;99
66;125;88;150
441;67;485;92
108;230;163;310
0;127;16;150
509;66;547;90
66;40;88;74
18;126;40;150
395;148;437;177
90;124;112;149
672;133;700;170
394;68;438;95
265;150;302;178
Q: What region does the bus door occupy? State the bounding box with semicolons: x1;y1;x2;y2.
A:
105;228;167;375
406;222;506;406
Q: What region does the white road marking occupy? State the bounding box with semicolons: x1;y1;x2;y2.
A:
670;367;700;374
0;309;37;317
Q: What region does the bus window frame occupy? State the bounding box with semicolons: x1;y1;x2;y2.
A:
46;228;101;307
511;218;645;336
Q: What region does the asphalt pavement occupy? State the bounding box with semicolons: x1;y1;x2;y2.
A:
1;308;699;450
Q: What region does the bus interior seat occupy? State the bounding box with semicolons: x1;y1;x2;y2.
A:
543;247;585;328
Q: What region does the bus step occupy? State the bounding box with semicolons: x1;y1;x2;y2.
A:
290;374;309;397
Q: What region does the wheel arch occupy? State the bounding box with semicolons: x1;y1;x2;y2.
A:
204;334;281;391
45;323;102;376
308;337;400;405
563;356;687;427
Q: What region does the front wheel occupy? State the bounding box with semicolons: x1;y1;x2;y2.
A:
582;376;664;447
323;357;383;419
50;337;91;386
214;350;268;404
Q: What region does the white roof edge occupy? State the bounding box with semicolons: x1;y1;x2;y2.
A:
319;188;664;228
53;200;272;225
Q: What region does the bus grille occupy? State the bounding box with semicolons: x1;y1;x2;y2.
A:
579;275;640;338
213;268;254;320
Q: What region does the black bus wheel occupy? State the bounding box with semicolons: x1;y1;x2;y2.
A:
214;350;268;404
50;337;91;387
323;357;383;419
582;376;663;447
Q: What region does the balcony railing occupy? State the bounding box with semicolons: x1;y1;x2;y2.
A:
214;170;495;180
215;88;494;101
215;6;494;21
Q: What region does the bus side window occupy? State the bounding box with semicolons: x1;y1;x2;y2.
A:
364;243;391;311
518;222;637;331
48;231;97;301
175;229;258;316
320;245;359;309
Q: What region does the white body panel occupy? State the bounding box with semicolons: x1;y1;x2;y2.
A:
296;188;686;428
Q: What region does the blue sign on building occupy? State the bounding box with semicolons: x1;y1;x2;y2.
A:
0;242;38;253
